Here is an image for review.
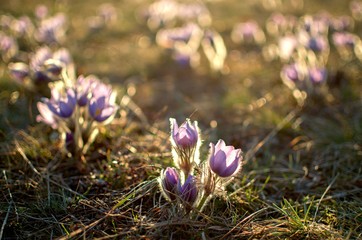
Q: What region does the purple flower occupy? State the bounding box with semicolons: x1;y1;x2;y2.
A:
160;167;179;200
75;75;98;106
88;82;117;122
89;97;116;122
306;35;328;53
35;5;48;20
46;88;77;118
350;0;362;21
176;2;211;26
209;139;242;178
35;13;67;44
308;67;327;83
231;20;264;44
30;46;52;70
332;32;357;48
144;0;179;30
98;3;117;24
36;101;58;128
29;46;53;82
266;13;297;35
281;63;304;82
177;175;198;204
170;118;199;149
300;15;330;35
0;33;18;60
330;15;353;32
11;16;34;38
52;48;73;66
156;23;202;49
29;47;73;82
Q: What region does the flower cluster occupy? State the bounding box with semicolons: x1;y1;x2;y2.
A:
37;73;118;159
231;20;266;45
159;118;243;213
142;0;211;30
0;32;18;62
142;1;226;72
0;5;67;51
254;10;362;103
87;3;118;32
8;46;74;89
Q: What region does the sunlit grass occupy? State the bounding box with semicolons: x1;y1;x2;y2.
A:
0;0;361;239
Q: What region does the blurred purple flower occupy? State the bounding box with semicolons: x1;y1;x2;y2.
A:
89;82;117;122
330;16;354;32
350;0;362;21
98;3;117;24
281;63;304;82
209;139;242;178
35;5;48;20
306;35;329;52
0;33;18;60
177;175;198;204
29;46;53;82
170;118;199;149
52;48;73;66
45;88;77;118
176;2;211;26
36;101;58;128
28;47;73;82
266;12;297;35
308;67;327;83
11;16;34;38
332;32;357;48
0;15;12;30
35;13;67;44
75;75;98;106
231;20;265;44
156;23;202;49
144;0;178;30
300;14;330;35
87;3;118;31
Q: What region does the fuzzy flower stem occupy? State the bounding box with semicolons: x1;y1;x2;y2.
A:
196;194;210;212
73;105;83;160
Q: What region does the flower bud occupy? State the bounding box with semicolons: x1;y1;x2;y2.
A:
178;175;198;205
159;167;179;201
170;118;201;175
170;118;199;149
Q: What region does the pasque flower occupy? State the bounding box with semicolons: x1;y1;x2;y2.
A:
36;101;58;128
160;167;179;201
75;75;97;106
170;118;201;176
89;81;117;123
178;175;198;205
308;67;327;83
45;87;77;118
170;118;199;149
209;139;242;178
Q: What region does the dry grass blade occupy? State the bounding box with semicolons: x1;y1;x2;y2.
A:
222;207;269;239
244;108;300;164
1;170;14;240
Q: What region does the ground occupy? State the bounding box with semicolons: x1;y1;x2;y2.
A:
0;0;361;239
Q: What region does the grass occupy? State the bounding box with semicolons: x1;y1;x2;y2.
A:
1;0;362;239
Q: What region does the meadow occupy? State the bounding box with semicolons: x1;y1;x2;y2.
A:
0;0;361;239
